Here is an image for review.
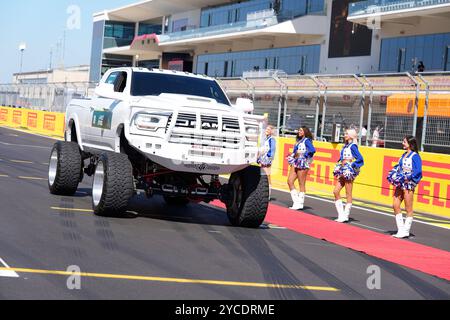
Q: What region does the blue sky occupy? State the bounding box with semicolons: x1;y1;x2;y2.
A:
0;0;134;83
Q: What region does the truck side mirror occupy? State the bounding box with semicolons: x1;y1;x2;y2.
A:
235;98;254;113
95;83;121;100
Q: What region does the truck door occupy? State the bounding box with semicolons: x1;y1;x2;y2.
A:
88;71;128;150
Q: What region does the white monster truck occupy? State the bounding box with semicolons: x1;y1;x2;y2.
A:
48;67;269;228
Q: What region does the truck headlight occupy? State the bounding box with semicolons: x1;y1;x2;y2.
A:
245;126;259;135
133;112;171;132
245;124;259;144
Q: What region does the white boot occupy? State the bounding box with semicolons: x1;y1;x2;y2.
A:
297;192;305;210
392;214;405;238
341;203;352;223
402;217;414;238
334;200;345;222
393;215;411;238
289;190;302;210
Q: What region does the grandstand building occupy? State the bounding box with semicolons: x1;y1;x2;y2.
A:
89;0;450;82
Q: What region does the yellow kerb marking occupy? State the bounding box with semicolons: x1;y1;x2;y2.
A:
10;160;34;164
51;207;93;213
18;176;46;180
0;267;340;292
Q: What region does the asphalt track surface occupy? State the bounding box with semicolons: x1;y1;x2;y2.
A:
0;126;449;300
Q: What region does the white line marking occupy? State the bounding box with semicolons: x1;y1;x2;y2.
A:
0;141;49;149
19;176;47;181
10;160;34;164
0;257;19;278
267;224;287;230
302;194;450;231
0;126;62;141
350;222;387;232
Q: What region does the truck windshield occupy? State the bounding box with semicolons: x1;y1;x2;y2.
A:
131;72;230;106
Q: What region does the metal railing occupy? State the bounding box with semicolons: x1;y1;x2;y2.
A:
0;82;95;113
218;71;450;154
159;9;279;43
159;4;327;44
1;72;449;154
349;0;450;17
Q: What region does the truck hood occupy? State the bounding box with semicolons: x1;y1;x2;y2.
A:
130;93;237;114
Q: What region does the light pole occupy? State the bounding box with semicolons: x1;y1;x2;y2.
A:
49;45;53;70
19;42;26;74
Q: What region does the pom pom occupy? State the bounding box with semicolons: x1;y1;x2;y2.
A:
337;163;360;181
258;155;272;166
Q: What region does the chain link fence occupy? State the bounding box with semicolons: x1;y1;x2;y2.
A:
416;72;450;154
1;72;449;154
220;72;450;154
0;82;95;113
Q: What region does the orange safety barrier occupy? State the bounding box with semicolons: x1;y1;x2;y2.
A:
387;93;450;117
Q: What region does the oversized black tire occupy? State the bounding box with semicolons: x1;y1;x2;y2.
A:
48;141;82;196
92;152;134;217
163;196;190;206
226;166;269;228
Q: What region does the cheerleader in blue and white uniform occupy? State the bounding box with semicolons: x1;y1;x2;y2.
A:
333;129;364;223
287;126;316;210
387;136;423;238
257;125;276;200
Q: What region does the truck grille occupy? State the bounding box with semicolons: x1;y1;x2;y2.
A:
175;113;197;129
169;132;240;149
165;114;173;133
168;113;241;150
222;117;240;133
200;115;219;131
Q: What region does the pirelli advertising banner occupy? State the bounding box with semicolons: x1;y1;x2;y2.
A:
0;106;65;138
270;138;450;218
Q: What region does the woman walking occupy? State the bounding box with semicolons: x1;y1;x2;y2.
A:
387;136;423;238
287;127;316;210
257;125;276;200
333;129;364;223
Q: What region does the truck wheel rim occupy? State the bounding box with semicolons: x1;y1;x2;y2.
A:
48;149;58;186
92;161;104;207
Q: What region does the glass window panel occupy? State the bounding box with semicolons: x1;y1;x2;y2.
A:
444;33;450;46
424;35;434;47
431;42;444;70
415;35;424;48
422;45;433;68
406;36;415;49
434;34;445;50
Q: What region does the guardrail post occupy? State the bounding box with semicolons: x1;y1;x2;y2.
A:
406;72;419;138
353;74;366;146
417;74;430;152
273;75;287;136
309;75;322;140
313;76;327;141
362;75;374;147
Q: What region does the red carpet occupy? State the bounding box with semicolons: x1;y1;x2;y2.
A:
211;201;450;281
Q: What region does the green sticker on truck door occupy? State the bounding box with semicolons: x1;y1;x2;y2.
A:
92;110;112;129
